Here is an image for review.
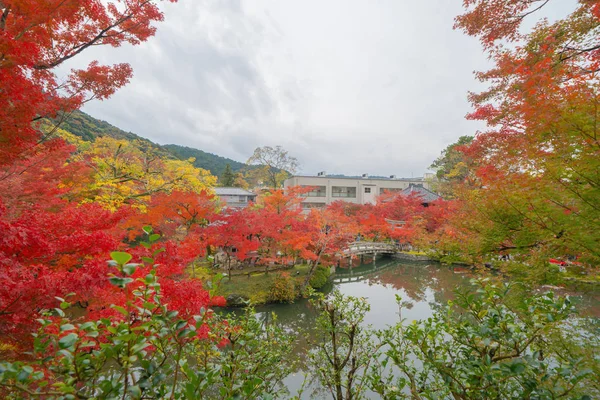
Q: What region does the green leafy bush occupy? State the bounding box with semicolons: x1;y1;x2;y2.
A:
249;289;270;305
304;281;599;399
307;290;381;400
371;280;598;399
0;251;295;399
269;272;296;303
309;265;331;289
4;248;597;400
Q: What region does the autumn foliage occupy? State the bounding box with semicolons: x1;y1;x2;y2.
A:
439;1;600;268
0;0;232;349
5;0;599;367
0;0;177;165
0;148;220;343
0;147;450;346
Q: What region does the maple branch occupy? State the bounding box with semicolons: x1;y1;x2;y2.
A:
102;19;147;41
0;4;9;31
0;294;21;316
496;186;546;232
0;147;59;183
33;0;152;71
34;21;124;70
558;43;600;63
553;176;600;213
496;242;544;252
568;167;600;189
13;0;71;40
513;0;551;21
0;383;65;398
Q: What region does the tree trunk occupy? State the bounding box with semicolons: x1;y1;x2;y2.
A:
302;250;324;291
227;255;232;281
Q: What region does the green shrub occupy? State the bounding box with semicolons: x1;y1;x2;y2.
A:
0;251;295;399
306;281;598;399
188;265;212;281
500;260;562;285
249;290;270;305
370;280;597;399
269;272;296;303
309;265;331;289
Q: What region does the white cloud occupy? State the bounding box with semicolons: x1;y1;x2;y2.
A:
76;0;495;177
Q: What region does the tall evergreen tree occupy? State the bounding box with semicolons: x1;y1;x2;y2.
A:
221;163;235;186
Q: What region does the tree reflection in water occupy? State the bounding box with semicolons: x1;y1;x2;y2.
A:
232;258;600;397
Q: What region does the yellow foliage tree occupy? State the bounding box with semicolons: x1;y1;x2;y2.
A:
73;137;216;210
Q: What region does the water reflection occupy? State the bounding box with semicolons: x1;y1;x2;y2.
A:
259;258;475;330
252;256;600;398
253;258;475;397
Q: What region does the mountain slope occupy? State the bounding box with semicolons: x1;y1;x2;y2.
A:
162;144;247;177
60;110;246;177
59;110;152;143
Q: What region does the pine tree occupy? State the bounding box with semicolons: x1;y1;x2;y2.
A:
221;164;235;187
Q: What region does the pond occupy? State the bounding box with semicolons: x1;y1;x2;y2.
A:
250;256;600;398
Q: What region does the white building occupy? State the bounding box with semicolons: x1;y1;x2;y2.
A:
214;187;257;208
284;173;436;209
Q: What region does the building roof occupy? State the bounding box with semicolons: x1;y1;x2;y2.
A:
214;187;257;196
400;184;441;203
287;175;425;182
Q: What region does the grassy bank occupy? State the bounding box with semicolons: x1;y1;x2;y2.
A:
424;252;600;288
217;264;311;304
187;263;331;306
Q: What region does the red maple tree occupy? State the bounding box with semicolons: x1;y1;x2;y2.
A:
452;1;600;265
0;0;175;165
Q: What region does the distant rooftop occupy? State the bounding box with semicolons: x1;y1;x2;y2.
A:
214;187;256;196
401;184;441;203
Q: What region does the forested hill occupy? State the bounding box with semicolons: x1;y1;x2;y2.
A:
162;144;246;177
60;110;246;176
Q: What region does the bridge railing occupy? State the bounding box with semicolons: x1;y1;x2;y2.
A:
343;241;399;255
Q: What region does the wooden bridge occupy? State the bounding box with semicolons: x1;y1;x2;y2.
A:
342;241;399;257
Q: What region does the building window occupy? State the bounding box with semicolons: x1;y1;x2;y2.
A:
332;186;357;198
301;185;326;197
364;187;371;193
302;202;326;209
379;188;403;195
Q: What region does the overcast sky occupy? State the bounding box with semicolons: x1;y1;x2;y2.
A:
73;0;494;177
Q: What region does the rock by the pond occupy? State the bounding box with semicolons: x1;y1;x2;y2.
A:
226;293;250;307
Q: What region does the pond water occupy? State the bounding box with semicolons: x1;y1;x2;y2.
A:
250;256;600;398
